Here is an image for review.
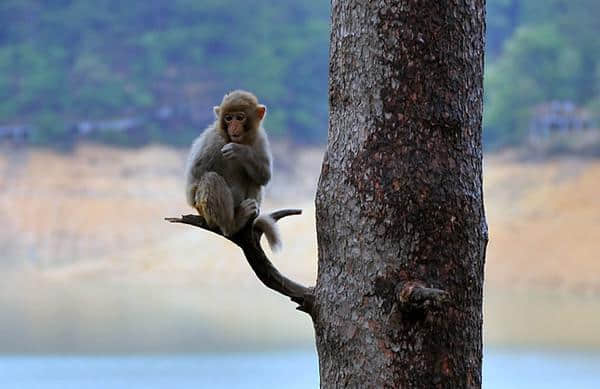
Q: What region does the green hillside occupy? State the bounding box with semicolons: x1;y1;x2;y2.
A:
0;0;329;145
0;0;598;147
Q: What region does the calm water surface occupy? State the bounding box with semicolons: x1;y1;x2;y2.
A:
1;349;599;388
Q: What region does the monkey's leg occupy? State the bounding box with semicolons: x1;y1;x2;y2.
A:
231;199;259;234
195;172;236;236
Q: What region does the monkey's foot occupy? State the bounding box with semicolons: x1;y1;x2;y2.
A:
239;199;259;219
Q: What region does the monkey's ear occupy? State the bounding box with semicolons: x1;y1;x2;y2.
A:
213;106;220;118
257;105;267;120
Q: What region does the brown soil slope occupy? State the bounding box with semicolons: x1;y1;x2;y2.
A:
0;145;598;351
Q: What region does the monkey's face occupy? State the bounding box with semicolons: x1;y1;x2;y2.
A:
223;111;247;143
214;90;267;144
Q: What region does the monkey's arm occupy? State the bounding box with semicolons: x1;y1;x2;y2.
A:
221;141;271;185
184;129;225;206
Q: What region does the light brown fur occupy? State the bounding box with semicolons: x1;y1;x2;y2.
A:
184;90;281;249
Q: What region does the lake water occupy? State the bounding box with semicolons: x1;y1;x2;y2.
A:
1;349;599;388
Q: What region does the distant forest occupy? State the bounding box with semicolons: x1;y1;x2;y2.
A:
0;0;598;147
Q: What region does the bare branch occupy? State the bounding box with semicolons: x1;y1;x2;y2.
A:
270;209;303;221
254;208;302;242
165;209;314;315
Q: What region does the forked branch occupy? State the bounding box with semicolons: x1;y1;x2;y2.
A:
165;209;314;315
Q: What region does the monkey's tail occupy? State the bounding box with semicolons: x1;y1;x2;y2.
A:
253;213;282;252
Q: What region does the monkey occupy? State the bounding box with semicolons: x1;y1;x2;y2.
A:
184;90;281;250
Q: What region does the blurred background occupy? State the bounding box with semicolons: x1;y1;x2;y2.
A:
0;1;599;388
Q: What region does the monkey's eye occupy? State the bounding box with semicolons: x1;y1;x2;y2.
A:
224;114;234;122
235;113;246;121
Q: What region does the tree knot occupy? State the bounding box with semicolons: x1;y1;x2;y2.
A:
395;281;449;313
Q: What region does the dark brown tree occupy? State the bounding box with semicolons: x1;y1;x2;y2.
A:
314;0;487;386
169;0;487;387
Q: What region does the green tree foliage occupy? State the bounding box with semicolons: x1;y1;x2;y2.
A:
1;0;597;147
485;25;583;145
0;0;329;145
485;0;600;147
486;0;520;60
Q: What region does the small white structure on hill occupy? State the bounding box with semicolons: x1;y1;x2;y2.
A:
529;100;593;140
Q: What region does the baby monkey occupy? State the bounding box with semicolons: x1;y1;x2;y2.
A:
184;90;281;250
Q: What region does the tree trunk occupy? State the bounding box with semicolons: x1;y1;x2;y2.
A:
314;1;487;387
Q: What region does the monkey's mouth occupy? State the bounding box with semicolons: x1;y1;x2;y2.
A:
230;134;243;142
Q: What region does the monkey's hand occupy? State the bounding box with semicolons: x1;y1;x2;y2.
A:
221;143;248;161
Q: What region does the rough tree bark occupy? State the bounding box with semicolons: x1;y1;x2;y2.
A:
314;0;487;387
